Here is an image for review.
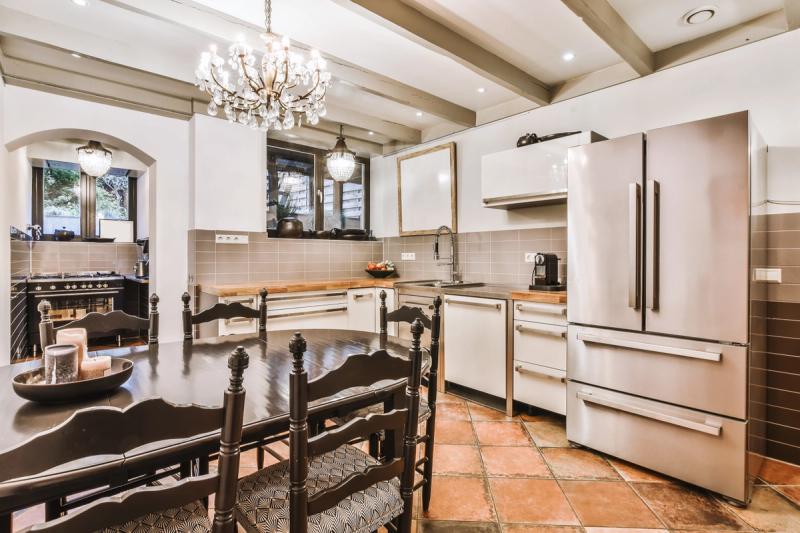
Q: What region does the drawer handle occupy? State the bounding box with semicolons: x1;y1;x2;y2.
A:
514;365;565;383
576;390;722;436
353;293;373;300
446;298;502;310
269;292;347;302
224;297;254;304
515;303;566;316
576;333;722;362
515;324;566;338
269;306;348;320
402;300;435;309
225;317;254;325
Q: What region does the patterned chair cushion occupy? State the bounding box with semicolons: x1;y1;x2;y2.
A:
235;445;403;533
95;500;210;533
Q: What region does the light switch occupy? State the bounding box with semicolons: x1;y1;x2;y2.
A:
754;268;782;283
215;234;249;244
401;252;416;261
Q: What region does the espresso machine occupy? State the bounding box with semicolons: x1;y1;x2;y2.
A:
529;252;566;291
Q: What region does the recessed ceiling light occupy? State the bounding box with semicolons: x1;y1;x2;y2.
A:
71;0;88;6
683;5;716;25
415;111;423;117
477;87;485;93
286;133;298;138
71;52;82;58
368;131;374;136
562;51;575;62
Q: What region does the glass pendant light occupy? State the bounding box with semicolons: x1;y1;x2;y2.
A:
76;141;112;177
326;125;356;182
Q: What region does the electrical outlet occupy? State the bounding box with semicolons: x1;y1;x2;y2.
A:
401;252;416;261
215;234;249;244
524;252;538;263
754;268;782;283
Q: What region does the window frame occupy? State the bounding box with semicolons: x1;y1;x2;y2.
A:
32;163;138;240
266;139;370;233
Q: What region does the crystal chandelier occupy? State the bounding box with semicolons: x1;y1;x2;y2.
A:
76;141;112;177
195;0;331;132
326;125;356;182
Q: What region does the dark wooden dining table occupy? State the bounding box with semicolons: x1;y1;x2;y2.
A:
0;329;417;532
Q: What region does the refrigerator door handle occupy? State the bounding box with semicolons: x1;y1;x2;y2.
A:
628;183;642;309
576;390;723;436
646;179;660;310
576;332;722;362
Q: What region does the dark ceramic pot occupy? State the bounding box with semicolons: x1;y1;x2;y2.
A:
54;227;75;241
276;217;304;239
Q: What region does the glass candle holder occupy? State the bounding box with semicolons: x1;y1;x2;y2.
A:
44;344;79;384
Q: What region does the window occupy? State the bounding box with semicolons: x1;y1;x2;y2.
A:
33;160;137;239
266;140;370;233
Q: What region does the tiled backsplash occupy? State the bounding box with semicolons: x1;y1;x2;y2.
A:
188;230;383;285
384;226;567;286
28;241;140;275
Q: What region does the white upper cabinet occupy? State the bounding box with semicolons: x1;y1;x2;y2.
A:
481;131;604;209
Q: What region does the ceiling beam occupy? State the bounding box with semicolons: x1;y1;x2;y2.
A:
784;1;800;29
560;0;654;76
101;0;475;127
342;0;550;105
324;104;421;144
268;127;382;156
654;10;786;71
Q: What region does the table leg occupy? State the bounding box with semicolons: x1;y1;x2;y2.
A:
0;513;11;533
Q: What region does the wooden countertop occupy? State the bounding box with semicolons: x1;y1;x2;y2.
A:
198;278;400;297
510;290;567;304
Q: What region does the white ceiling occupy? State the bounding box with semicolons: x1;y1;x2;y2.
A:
609;0;785;51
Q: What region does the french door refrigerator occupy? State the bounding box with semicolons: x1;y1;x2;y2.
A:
566;111;767;504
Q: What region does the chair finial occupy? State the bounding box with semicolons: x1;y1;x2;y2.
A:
289;332;307;369
228;346;250;390
149;293;160;308
37;299;52;317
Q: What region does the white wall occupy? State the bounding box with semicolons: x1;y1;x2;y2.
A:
766;147;800;215
137;172;150;239
371;30;800;236
2;86;191;347
191;114;266;231
0;77;9;361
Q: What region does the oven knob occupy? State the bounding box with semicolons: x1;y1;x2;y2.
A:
72;284;78;289
103;283;109;288
49;285;56;290
34;285;42;291
87;283;93;288
80;284;87;289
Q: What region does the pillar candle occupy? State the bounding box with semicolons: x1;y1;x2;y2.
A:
56;328;88;365
80;355;112;380
44;344;79;384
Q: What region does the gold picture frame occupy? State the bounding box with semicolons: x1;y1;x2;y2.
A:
396;142;457;236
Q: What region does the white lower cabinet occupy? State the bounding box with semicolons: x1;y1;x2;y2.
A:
512;299;567;414
443;295;507;399
266;290;349;331
217;295;259;336
347;288;377;331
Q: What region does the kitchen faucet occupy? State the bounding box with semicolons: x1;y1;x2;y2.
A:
434;225;458;284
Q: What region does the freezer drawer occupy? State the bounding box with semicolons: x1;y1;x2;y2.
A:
513;301;566;326
514;361;566;415
568;326;747;419
514;321;566;370
567;382;749;503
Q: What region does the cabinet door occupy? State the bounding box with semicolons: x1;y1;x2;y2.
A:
443;295;507;398
375;288;397;336
347;288;376;331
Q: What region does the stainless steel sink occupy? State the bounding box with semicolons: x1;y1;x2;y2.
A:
412;281;486;289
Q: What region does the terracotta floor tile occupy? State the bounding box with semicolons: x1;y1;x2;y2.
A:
607;458;670;483
423;475;496;522
541;448;619;480
775;485;800;506
489;478;579;525
432;444;484;475
469;402;514;421
726;485;800;532
631;482;751;531
758;457;800;485
560;480;663;528
474;421;531;446
437;392;467;405
418;521;501;532
523;420;569;448
583;529;667;533
501;526;581;533
480;446;551;478
436;401;471;421
435;419;476;445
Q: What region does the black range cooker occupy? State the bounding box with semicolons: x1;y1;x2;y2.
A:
26;271;125;355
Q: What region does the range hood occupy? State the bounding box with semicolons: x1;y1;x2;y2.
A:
481;131;604;209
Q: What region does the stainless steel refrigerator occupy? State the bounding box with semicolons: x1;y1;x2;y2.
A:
566;111;767;504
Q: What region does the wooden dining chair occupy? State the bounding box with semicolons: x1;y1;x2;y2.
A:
380;290;441;511
182;289;267;340
5;345;250;533
234;323;425;533
38;293;160;349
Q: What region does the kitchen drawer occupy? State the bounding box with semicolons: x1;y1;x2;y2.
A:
567;381;748;503
267;304;349;331
514;361;566;415
514;321;566;370
268;290;348;311
568;325;747;419
513;301;566;326
219;295;258;336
